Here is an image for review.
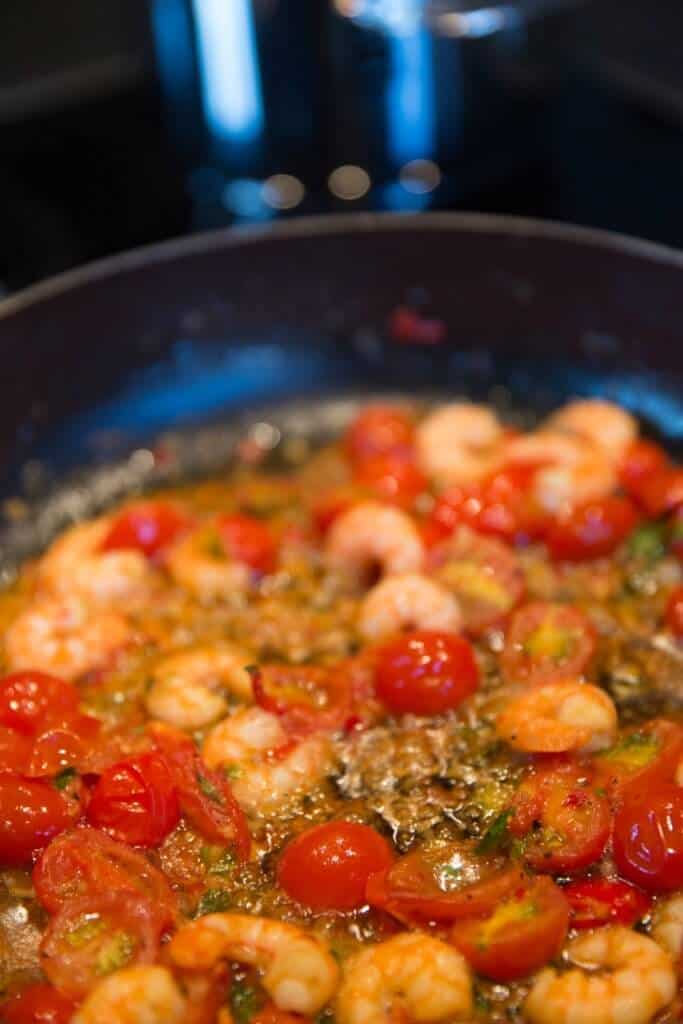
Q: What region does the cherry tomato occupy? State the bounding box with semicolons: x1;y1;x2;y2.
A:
0;726;32;773
509;761;611;873
278;821;394;911
563;878;651;930
545;497;639;562
86;752;179;848
33;827;177;922
40;892;163;998
353;453;427;508
0;774;80;865
593;719;683;798
449;877;569;982
27;728;91;778
501;602;596;686
215;514;277;575
428;465;546;546
613;783;683;891
344;406;415;464
374;631;479;716
312;488;360;535
0;672;80;736
619;440;669;496
100;501;189;557
636;467;683;518
666;586;683;638
148;724;250;859
252;664;354;738
0;983;76;1024
430;527;526;634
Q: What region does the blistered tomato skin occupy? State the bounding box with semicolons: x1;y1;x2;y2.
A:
0;774;80;866
613;784;683;891
86;752;180;848
374;630;479;716
0;672;79;736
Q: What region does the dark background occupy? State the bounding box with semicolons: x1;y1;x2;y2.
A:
2;0;682;295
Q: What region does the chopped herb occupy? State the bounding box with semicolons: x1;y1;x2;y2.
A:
197;772;223;804
244;664;260;678
195;888;232;917
54;766;77;790
476;809;513;855
230;981;263;1024
66;917;107;948
316;1011;337;1024
95;931;136;975
474;989;491;1014
224;763;243;780
627;524;666;562
209;850;236;877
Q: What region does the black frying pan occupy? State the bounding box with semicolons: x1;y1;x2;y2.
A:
1;212;683;566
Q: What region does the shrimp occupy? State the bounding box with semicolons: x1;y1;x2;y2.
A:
145;644;253;730
71;965;186;1024
202;706;333;814
169;913;339;1015
325;502;424;580
415;402;504;486
358;573;462;640
166;526;250;602
496;680;617;754
505;431;617;512
652;894;683;961
4;594;132;680
37;518;152;605
524;926;676;1024
336;932;472;1024
546;399;638;463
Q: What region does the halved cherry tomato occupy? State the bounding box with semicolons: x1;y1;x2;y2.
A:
545;497;639;562
354;453;427;508
344;406;415;464
592;719;683;798
428;465;546;546
40;892;162;998
563;878;651;930
0;983;76;1024
374;630;479;716
251;664;353;738
613;783;683;891
449;876;569;982
215;514;277;575
87;752;180;848
0;672;80;736
636;467;683;518
278;821;394;911
33;827;177;922
100;501;189;558
148;724;250;859
430;527;526;634
509;761;611;873
27;727;91;778
0;774;81;865
501;602;596;686
665;586;683;638
619;440;669;496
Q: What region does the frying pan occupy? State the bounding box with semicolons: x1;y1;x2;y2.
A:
1;211;683;568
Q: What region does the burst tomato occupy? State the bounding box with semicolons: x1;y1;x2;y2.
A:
449;877;569;982
278;821;394;911
374;631;479;716
0;672;80;736
619;440;669;495
563;878;651;930
0;774;81;865
665;586;683;638
501;602;596;686
0;983;76;1024
592;719;683;798
344;406;415;464
100;501;189;557
613;783;683;891
251;664;354;738
428;465;546;545
353;453;427;508
215;514;277;574
545;497;639;562
87;752;180;848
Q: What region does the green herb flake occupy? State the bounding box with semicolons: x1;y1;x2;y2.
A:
474;989;491;1015
224;763;243;780
476;808;513;855
95;930;136;975
197;772;224;804
627;524;666;562
195;888;233;917
54;766;77;791
230;982;264;1024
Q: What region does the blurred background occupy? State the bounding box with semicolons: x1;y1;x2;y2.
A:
2;0;682;294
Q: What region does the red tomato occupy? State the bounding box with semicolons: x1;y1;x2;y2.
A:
344;406;415;464
545;497;639;562
252;664;354;738
450;877;569;982
100;501;189;557
563;878;651;930
666;586;683;638
501;602;596;686
311;488;360;535
87;752;179;848
278;821;394;911
636;467;683;518
28;728;90;778
354;453;427;508
148;724;250;859
509;761;611;873
215;514;277;574
374;631;479;716
619;440;669;495
33;827;177;922
430;527;526;634
1;983;76;1024
0;726;32;773
40;892;162;998
0;774;80;865
613;783;683;891
429;465;547;546
592;719;683;798
0;672;79;736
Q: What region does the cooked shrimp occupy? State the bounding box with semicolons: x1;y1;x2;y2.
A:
145;644;253;730
166;526;250;601
169;913;339;1015
416;402;504;486
652;895;683;961
505;431;616;512
547;399;638;463
524;926;676;1024
37;518;152;604
325;502;424;580
202;706;333;814
358;573;462;640
496;680;617;754
71;965;186;1024
336;932;472;1024
4;594;132;680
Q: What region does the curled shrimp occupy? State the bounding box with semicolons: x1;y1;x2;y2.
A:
166;525;251;601
505;431;616;512
358;573;462;640
524;926;676;1024
652;894;683;962
71;965;186;1024
202;706;333;814
169;913;339;1015
546;398;638;463
4;594;132;680
336;932;472;1024
37;518;152;605
325;502;424;580
145;644;253;730
416;402;504;486
496;680;617;754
